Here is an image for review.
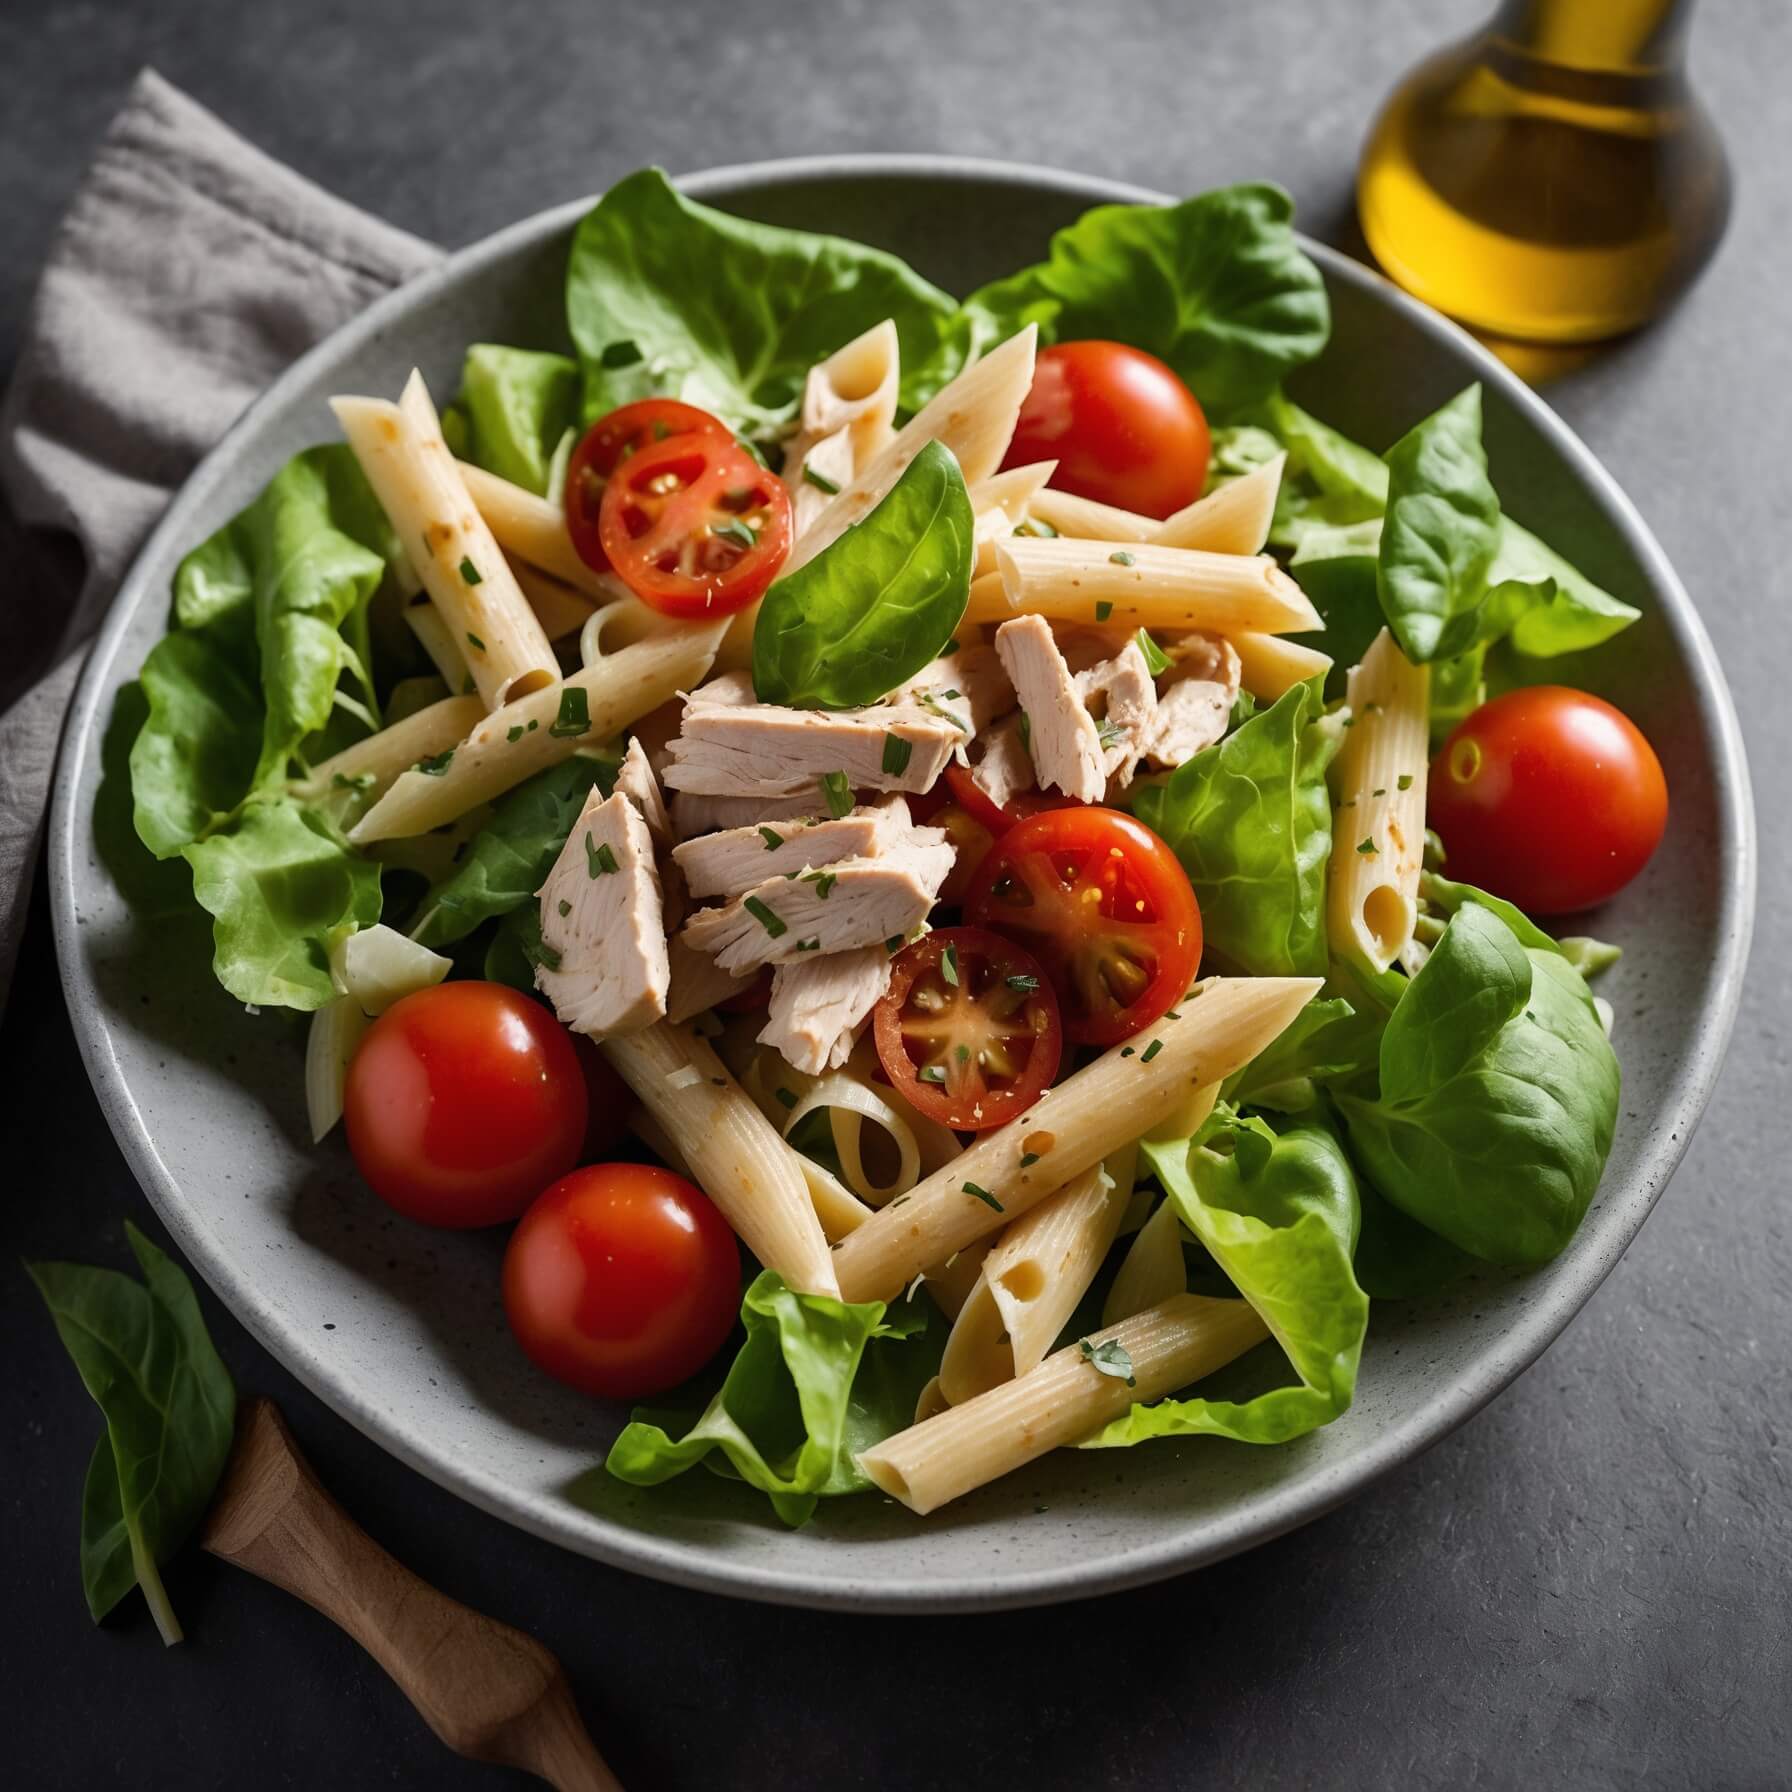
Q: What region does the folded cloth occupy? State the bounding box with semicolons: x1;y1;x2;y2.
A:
0;67;439;1010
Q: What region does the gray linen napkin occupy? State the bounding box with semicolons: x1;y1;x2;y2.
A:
0;68;440;1010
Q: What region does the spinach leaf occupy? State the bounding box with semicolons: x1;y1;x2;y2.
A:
27;1223;236;1641
457;344;580;496
410;756;616;949
1133;679;1340;976
605;1271;945;1526
1084;1109;1367;1448
956;184;1330;416
1336;902;1620;1264
183;799;382;1010
567;168;965;433
752;439;973;709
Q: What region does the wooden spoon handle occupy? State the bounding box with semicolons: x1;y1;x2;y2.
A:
202;1398;621;1791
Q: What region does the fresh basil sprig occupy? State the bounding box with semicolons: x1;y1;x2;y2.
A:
27;1224;236;1643
753;439;973;710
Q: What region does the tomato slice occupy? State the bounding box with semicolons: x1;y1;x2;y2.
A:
564;399;731;574
932;803;997;908
943;762;1077;835
599;432;792;617
873;927;1062;1131
964;806;1201;1046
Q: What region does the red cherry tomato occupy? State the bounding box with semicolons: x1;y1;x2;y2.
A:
1000;341;1211;519
570;1033;632;1162
563;399;731;574
344;982;586;1228
932;802;998;907
943;762;1077;835
873;928;1062;1131
599;432;792;617
965;805;1202;1046
503;1163;740;1399
1429;685;1668;914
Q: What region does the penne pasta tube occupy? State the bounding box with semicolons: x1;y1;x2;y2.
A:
334;373;558;710
457;458;628;601
1233;630;1333;701
990;538;1323;636
298;694;484;803
351;623;723;842
1328;628;1430;972
404;600;471;690
1025;486;1158;543
969;461;1058;516
831;976;1322;1303
1102;1197;1188;1326
921;1237;993;1322
604;1020;838;1296
857;1293;1271;1514
509;557;597;641
1151;454;1286;555
784;319;900;483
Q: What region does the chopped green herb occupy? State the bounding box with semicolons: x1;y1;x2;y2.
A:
1108;551;1136;568
550;687;590;738
712;517;759;550
1005;973;1040;992
415;749;454;777
882;734;913;776
1357;837;1379;856
887;935;904;954
941;942;960;987
917;690;970;732
744;895;787;938
459;559;483;588
1014;517;1058;539
1020;1152;1040;1168
465;629;485;651
1121;1046;1135;1057
819;771;853;818
1397;774;1414;791
586;833;618;877
523;935;562;973
506;725;526;743
557;899;572;918
801;463;841;495
1140;1038;1164;1063
1018;711;1032;754
1135;629;1172;676
963;1181;1003;1212
600;338;644;368
1080;1338;1136;1386
802;870;837;899
797;937;822;952
774;1086;797;1110
1372;787;1387;798
955;1044;970;1063
527;719;539;732
758;826;785;851
330;771;373;792
917;1064;947;1084
1094;600;1114;622
1097;718;1125;750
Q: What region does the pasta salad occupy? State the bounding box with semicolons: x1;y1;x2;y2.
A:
125;171;1664;1522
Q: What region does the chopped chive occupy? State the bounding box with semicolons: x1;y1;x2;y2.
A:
1135;629;1172;676
1080;1337;1136;1386
1166;1009;1181;1020
802;870;837;899
459;559;483;587
882;734;913;776
527;719;539;732
712;517;759;550
801;463;841;495
524;937;562;972
1372;787;1387;798
586;833;618;877
1108;551;1136;568
1020;1152;1040;1168
550;687;590;738
1094;601;1114;622
759;826;785;850
941;943;960;987
1121;1046;1135;1057
1005;973;1039;992
797;937;822;952
1397;774;1414;791
917;1064;947;1084
506;724;526;743
775;1086;797;1109
886;935;904;954
819;771;853;818
415;748;454;776
1141;1038;1164;1063
744;895;787;938
1097;718;1125;750
557;899;572;918
963;1181;1003;1212
1357;837;1379;856
1014;517;1058;539
465;629;485;651
1018;711;1032;754
600;338;643;368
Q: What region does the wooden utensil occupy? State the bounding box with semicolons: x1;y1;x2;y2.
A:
202;1398;622;1791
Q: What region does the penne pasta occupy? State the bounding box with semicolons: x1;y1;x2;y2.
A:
1328;627;1430;972
1151;453;1286;555
457;458;629;601
1026;486;1157;543
298;694;484;803
1101;1197;1187;1326
969;461;1058;517
857;1294;1271;1514
989;538;1323;636
831;976;1322;1303
782;318;901;532
403;600;471;690
509;557;598;641
921;1238;994;1322
334;372;558;709
350;623;724;842
1233;629;1333;701
604;1020;838;1296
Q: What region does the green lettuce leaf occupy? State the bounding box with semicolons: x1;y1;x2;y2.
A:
457;344;579;496
1337;902;1620;1264
567;168;965;433
1221;995;1381;1113
183;799;382;1010
27;1223;236;1640
956;184;1329;416
409;756;615;949
1492;518;1642;656
605;1272;943;1526
1084;1110;1367;1448
753;439;973;708
1133;679;1340;975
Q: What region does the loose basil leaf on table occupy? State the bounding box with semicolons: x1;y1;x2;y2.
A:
1336;902;1621;1265
1083;1108;1368;1449
1132;678;1341;977
455;343;580;496
954;183;1331;416
27;1222;236;1643
567;167;967;433
752;439;974;709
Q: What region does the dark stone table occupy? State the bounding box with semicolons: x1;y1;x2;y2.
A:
3;1;1786;1785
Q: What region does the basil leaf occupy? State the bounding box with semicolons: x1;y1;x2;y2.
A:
753;439;973;709
27;1223;236;1638
410;757;616;948
1337;903;1620;1264
1492;518;1642;656
567;168;965;433
1133;679;1340;976
456;344;579;496
955;184;1330;415
182;799;382;1011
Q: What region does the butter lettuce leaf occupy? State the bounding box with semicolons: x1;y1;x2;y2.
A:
456;344;579;496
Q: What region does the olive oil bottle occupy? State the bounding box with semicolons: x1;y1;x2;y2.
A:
1357;0;1731;343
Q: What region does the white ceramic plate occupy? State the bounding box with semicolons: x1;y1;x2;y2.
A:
49;158;1755;1611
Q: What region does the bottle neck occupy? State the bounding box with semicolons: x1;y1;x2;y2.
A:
1488;0;1694;74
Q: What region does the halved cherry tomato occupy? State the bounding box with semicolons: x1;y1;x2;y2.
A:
932;803;997;907
1000;341;1211;519
570;1033;632;1162
943;762;1077;835
873;928;1062;1131
343;982;586;1228
1429;686;1668;914
563;399;730;574
503;1163;740;1399
965;806;1201;1046
599;433;792;618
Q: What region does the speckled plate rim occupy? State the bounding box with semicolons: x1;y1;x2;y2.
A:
49;154;1757;1612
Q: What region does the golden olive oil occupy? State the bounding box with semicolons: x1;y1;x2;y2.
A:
1357;0;1730;343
